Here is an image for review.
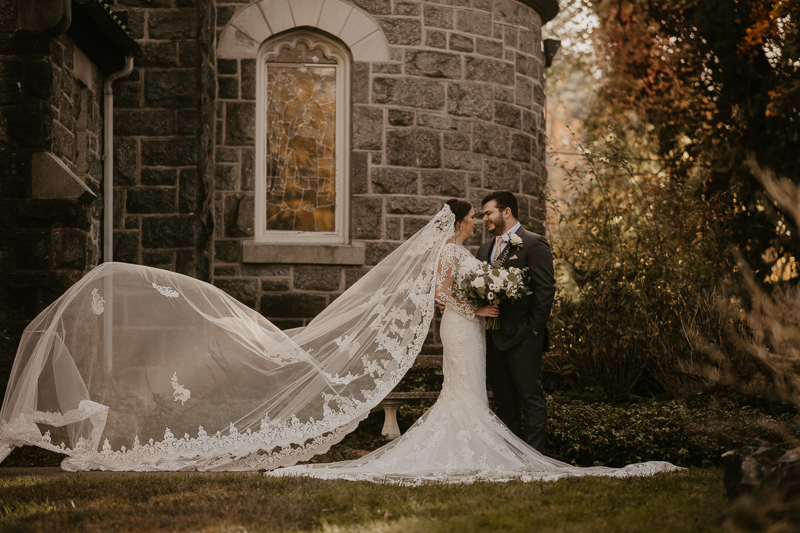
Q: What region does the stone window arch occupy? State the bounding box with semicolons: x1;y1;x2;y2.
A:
255;30;351;244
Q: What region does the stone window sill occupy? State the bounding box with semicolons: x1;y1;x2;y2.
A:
242;241;365;265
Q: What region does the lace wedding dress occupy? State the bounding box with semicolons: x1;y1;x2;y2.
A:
267;243;680;484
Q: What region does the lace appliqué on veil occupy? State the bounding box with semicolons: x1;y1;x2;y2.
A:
152;282;179;298
91;288;105;315
171;373;191;405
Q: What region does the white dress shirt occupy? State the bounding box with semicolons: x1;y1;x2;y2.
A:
490;221;521;261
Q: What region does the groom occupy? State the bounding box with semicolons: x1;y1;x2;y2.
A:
477;190;555;452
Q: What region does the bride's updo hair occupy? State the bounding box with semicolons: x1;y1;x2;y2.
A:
445;198;472;226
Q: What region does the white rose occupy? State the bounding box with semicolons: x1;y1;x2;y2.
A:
509;234;523;246
498;270;509;280
471;277;485;288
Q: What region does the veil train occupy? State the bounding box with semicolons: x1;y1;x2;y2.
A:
0;208;457;471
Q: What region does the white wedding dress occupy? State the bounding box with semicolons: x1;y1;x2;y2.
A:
0;205;678;480
267;243;680;484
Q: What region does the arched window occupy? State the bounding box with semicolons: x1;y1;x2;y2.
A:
255;31;351;244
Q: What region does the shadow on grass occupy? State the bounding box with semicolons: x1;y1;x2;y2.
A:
0;467;724;532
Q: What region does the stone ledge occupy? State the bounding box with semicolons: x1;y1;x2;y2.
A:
31;152;97;203
242;241;366;265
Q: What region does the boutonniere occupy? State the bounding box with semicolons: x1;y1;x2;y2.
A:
508;233;523;250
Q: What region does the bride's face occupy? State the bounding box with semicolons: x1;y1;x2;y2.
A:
458;208;477;239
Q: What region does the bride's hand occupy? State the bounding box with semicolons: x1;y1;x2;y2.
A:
475;305;499;317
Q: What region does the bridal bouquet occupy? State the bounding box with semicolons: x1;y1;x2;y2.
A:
454;263;531;330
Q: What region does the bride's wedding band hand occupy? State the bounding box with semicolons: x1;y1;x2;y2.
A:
475;305;499;317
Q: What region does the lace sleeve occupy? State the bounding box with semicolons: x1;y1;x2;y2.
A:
436;244;475;319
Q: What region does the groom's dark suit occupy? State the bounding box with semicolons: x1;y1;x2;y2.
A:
477;225;555;452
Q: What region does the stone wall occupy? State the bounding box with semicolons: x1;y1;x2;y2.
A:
0;2;105;396
212;0;549;354
109;0;215;280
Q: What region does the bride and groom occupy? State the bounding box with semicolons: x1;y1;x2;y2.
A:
0;189;678;482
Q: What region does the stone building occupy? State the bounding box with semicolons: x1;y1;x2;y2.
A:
0;0;558;397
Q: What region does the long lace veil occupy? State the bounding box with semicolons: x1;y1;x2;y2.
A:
0;207;456;471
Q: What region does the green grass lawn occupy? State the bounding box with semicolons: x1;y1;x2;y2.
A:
0;467;725;532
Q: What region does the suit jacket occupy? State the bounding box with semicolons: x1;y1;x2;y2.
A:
477;225;556;351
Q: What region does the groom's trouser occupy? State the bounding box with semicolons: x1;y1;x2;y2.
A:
486;333;547;452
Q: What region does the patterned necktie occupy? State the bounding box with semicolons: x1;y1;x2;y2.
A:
492;236;504;263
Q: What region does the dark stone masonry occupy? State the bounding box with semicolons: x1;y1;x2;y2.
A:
0;0;558;398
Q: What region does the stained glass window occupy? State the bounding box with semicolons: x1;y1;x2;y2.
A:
256;34;350;243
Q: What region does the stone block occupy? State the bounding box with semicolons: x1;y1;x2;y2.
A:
349;0;391;14
142;215;196;248
218;76;238;99
395;2;421;16
522;109;542;136
365;241;400;266
125;217;139;230
421;170;466;196
385;217;401;240
353;62;369;105
179;168;203;213
447;82;493;120
351;151;369;194
261;293;328;319
22;60;53;100
519;28;534;54
294;266;343;291
443;132;470;151
243;243;366;265
177;110;200;136
403;217;429;238
137;41;177;68
424;5;454;29
516;76;533;109
144;70;199;108
142;139;199;166
417;113;457;130
371;168;418;194
178;41;200;67
261;278;290;292
472;123;508;158
495;86;514;103
143;249;174;268
114;110;174;136
456;9;493;37
473;0;493;11
148;8;199;40
373;77;445;109
242;264;290;277
216;147;239;163
224;193;254;237
214;278;258;308
115;81;142;108
372;62;402;74
215;266;239;277
386;196;440;215
351;196;383;239
386;129;441;168
449;33;473;52
241;59;256;100
215;239;240;263
224;102;256;146
522;167;544;196
493;0;535;28
126;187;176;214
405;50;462;79
484;160;520;191
425;30;447;49
495;101;521;129
113;231;139;264
511;133;532;162
442;151;482;171
476;38;503;58
141;168;177;186
241;149;255;191
176;249;199;277
114;138;138;187
215;164;238;191
466;56;514;86
353;106;383;150
217;59;237;75
504;25;518;49
345;268;370;288
377;18;422;46
11;230;50;269
388;108;414;127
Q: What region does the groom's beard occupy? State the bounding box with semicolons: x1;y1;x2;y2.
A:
489;217;506;236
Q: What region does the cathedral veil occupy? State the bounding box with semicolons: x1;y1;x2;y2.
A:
0;207;457;471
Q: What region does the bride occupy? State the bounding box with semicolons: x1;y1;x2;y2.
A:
0;200;678;481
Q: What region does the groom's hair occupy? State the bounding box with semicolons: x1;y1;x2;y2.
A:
481;190;519;219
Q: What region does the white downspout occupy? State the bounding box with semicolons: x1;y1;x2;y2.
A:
102;56;134;373
103;56;134;263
